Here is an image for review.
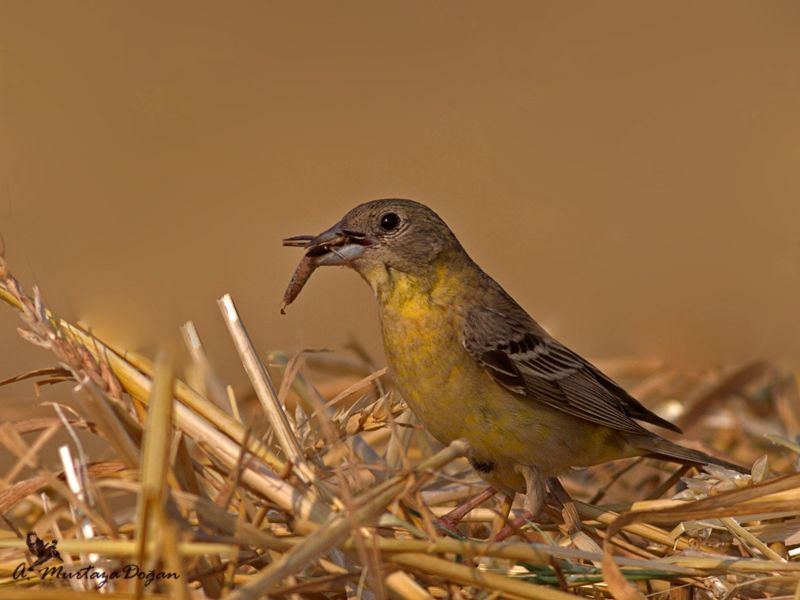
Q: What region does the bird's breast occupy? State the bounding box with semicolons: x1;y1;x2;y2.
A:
378;285;474;442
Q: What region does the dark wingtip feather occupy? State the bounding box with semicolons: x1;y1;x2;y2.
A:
645;437;749;474
645;413;683;434
589;366;685;434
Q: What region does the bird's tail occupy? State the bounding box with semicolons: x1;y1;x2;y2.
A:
638;436;748;474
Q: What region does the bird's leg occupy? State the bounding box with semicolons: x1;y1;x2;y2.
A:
493;512;535;541
435;486;497;535
493;466;546;541
490;493;515;538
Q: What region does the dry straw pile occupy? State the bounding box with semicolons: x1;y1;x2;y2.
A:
0;246;798;599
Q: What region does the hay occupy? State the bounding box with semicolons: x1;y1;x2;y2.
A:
0;248;798;599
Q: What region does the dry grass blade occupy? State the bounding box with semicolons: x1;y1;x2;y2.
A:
0;538;237;556
73;377;141;469
133;353;185;598
218;294;318;488
181;320;231;411
391;553;578;600
720;516;787;562
384;570;434;599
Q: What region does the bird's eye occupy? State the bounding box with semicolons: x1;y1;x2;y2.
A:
379;212;401;232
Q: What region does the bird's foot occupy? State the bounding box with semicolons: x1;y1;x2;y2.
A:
434;486;497;536
490;465;546;540
492;510;537;541
491;477;579;540
434;514;462;536
489;493;515;539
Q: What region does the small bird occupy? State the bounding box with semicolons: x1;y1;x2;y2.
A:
283;199;743;518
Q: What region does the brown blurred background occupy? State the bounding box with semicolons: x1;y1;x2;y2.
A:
1;1;799;408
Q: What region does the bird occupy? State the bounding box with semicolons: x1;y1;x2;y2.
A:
282;198;744;524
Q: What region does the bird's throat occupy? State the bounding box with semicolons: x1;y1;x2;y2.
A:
368;261;465;316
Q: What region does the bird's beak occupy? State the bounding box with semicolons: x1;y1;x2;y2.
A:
282;223;370;266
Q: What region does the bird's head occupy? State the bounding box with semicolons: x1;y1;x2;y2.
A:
284;199;464;281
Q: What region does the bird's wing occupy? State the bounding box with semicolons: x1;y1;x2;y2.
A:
463;305;681;435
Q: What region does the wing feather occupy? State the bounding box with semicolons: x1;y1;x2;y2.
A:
463;305;681;435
